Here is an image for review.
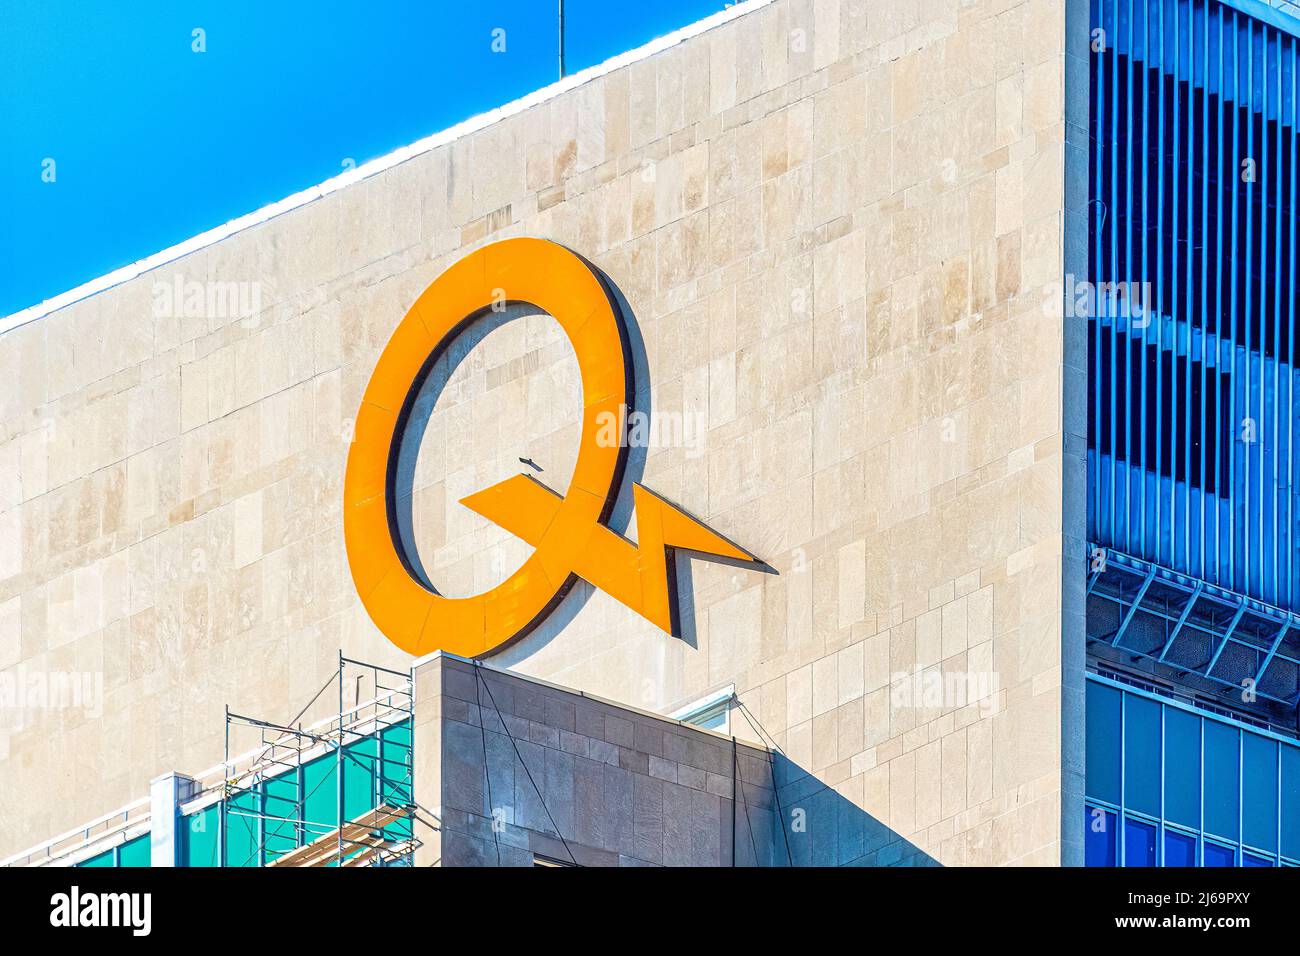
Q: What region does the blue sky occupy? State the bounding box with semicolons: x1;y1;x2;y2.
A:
0;0;727;317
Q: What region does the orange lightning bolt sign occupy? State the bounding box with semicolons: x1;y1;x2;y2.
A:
343;237;757;658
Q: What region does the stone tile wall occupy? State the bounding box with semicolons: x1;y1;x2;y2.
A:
0;0;1071;865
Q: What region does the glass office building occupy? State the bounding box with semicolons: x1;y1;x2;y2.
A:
1086;0;1300;864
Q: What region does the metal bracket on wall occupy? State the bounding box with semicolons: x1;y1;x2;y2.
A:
1087;546;1300;710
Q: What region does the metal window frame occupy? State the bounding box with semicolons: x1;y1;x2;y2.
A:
1088;0;1300;614
1085;672;1300;865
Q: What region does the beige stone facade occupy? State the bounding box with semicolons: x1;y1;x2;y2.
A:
0;0;1075;864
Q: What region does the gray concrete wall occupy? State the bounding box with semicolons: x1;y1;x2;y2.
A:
1059;0;1091;869
417;654;777;866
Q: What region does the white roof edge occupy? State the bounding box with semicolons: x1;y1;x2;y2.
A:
0;794;151;868
0;0;776;339
669;683;737;719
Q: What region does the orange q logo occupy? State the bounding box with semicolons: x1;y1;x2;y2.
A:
344;238;757;658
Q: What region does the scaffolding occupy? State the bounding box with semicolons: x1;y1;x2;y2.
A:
219;653;416;867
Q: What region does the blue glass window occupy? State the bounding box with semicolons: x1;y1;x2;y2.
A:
304;754;339;835
1164;707;1200;829
344;735;378;822
225;789;260;868
1085;677;1300;868
1124;818;1157;867
381;720;413;807
1204;841;1236;868
1086;682;1122;804
1283;746;1300;860
1085;806;1118;867
1124;696;1161;817
1243;734;1278;853
264;776;300;863
182;804;219;868
380;720;414;843
1203;722;1240;841
118;834;150;867
1164;829;1196;867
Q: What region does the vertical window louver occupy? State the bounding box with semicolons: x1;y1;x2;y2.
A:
1089;0;1300;613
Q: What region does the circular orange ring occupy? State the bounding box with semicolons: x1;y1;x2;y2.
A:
343;238;629;657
